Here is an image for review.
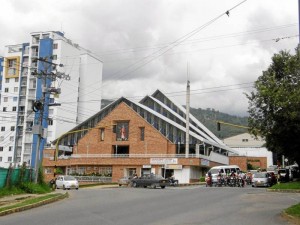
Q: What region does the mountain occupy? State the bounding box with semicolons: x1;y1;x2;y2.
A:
101;99;248;139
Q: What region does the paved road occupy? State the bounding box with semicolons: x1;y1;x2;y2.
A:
1;186;299;225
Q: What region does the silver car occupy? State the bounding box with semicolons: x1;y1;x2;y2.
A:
55;175;79;190
252;172;272;187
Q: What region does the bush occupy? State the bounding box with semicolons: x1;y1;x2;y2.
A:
19;182;51;194
200;177;205;182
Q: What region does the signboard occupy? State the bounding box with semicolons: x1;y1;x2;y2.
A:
58;145;73;152
143;165;152;169
165;164;182;170
201;159;209;166
150;158;178;165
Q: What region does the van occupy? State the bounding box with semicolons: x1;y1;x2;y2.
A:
206;165;241;183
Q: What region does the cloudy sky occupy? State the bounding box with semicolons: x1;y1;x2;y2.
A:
0;0;298;116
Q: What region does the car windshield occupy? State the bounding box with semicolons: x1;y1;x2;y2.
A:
64;176;76;181
254;173;268;178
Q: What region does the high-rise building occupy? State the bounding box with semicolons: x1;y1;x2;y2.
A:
0;31;103;168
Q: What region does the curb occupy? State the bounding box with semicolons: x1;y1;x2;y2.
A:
0;192;69;217
281;211;300;225
267;189;300;193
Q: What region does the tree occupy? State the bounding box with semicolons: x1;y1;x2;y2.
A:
246;48;300;167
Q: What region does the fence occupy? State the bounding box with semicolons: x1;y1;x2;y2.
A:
0;167;34;188
73;176;112;183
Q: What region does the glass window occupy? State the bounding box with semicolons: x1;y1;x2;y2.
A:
0;147;3;151
116;122;129;141
140;127;145;141
8;156;12;162
100;128;105;141
0;157;2;162
0;137;4;141
15;78;19;82
4;88;9;92
53;43;58;49
11;126;15;131
13;97;18;102
9;146;12;151
4;97;8;102
1;127;5;131
12;106;17;111
3;107;7;112
5;78;9;83
14;87;18;92
10;136;14;141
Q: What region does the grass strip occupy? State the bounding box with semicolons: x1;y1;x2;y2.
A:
0;193;62;213
270;181;300;190
285;203;300;218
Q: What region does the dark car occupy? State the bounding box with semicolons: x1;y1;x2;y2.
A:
278;168;290;182
131;174;169;189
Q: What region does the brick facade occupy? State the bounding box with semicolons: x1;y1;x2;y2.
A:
229;156;267;171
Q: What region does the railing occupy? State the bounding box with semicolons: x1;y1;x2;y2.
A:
45;153;210;160
73;176;112;183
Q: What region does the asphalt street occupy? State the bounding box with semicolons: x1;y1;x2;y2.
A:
0;185;299;225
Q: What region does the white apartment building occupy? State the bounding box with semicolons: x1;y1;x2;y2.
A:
0;31;103;168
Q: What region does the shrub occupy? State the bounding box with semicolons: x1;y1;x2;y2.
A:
19;182;51;194
200;177;205;182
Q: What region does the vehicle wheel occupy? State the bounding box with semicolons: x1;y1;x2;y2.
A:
76;188;79;190
151;184;156;189
143;186;147;188
119;184;122;187
174;181;178;186
161;186;166;189
132;182;137;188
63;185;66;190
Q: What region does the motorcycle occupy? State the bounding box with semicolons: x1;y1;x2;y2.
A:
168;178;179;186
205;176;212;187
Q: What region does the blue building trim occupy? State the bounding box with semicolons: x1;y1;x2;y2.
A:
31;38;53;167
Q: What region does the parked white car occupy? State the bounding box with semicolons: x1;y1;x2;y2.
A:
55;175;79;190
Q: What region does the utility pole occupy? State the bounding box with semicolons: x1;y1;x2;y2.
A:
185;64;190;158
32;56;69;183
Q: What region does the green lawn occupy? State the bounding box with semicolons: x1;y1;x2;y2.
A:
270;181;300;190
285;203;300;218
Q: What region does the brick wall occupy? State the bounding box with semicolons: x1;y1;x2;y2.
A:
229;156;267;171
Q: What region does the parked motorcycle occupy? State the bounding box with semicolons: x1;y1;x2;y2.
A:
168;178;179;186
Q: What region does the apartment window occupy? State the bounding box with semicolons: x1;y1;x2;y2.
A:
4;88;9;93
0;147;3;151
1;127;5;131
5;78;9;83
9;146;12;151
0;137;4;141
11;126;15;131
52;55;57;60
49;98;54;103
12;106;17;111
3;107;7;112
48;119;53;126
15;77;19;82
14;87;18;92
0;157;2;162
53;43;58;49
4;97;8;102
9;136;14;141
8;157;12;162
100;128;105;141
242;139;249;142
140;127;145;141
13;97;18;102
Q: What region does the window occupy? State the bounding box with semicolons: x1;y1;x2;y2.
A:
0;137;4;141
14;87;18;92
5;78;9;83
52;55;57;60
13;97;18;102
1;127;5;131
242;139;249;142
12;106;17;111
9;146;12;151
15;78;19;82
11;126;15;131
100;128;105;141
8;157;12;162
116;122;129;141
0;147;3;151
53;43;58;49
10;136;14;141
3;107;7;112
140;127;145;141
48;119;53;126
0;157;2;162
4;88;9;92
49;98;54;103
4;97;8;102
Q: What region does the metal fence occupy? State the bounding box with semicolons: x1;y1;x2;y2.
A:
73;176;112;183
0;167;33;188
